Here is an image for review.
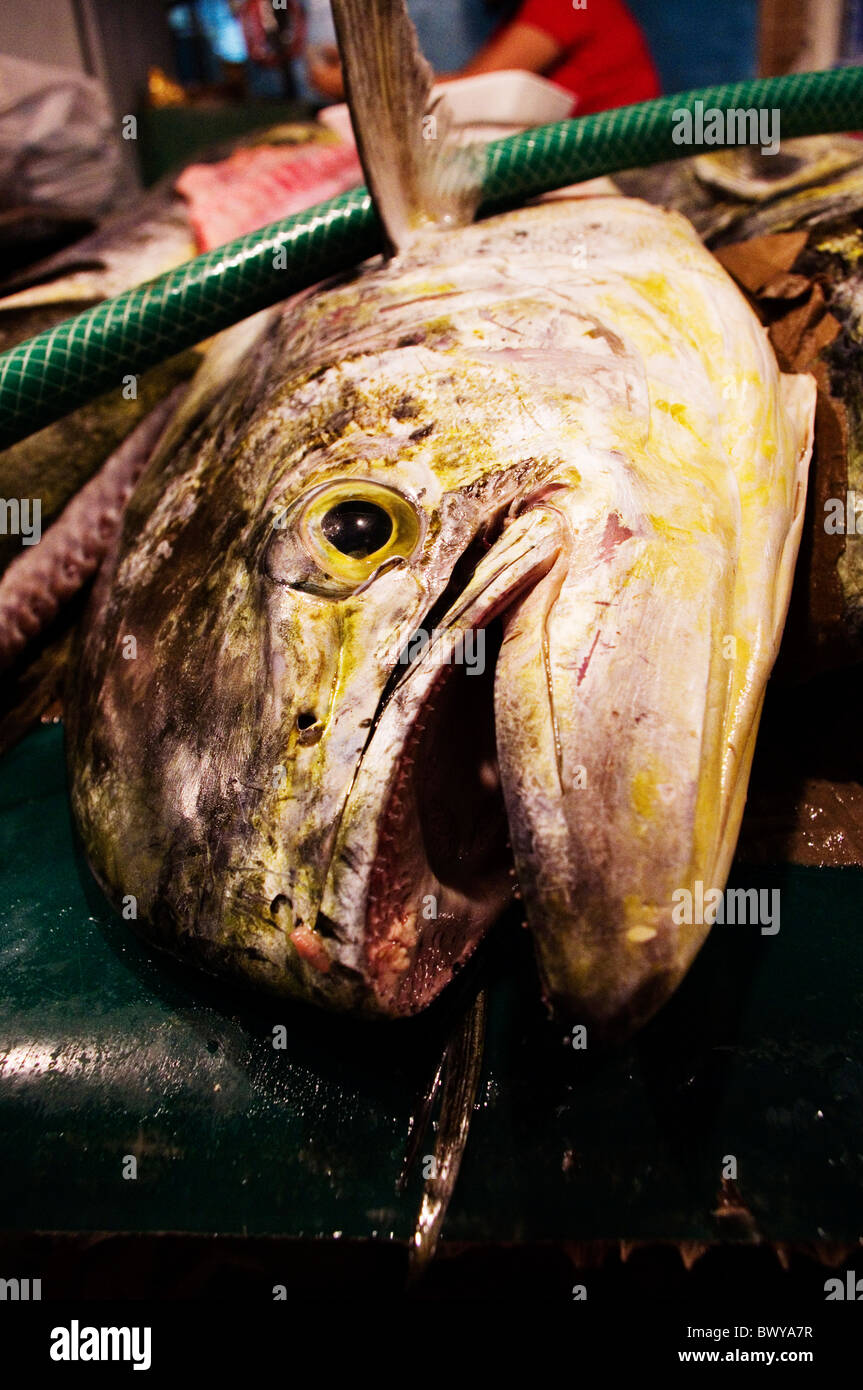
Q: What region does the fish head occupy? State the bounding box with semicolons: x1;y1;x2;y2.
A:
67;197;815;1036
66;224;595;1015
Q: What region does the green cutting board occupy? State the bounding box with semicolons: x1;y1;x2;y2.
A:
1;724;861;1245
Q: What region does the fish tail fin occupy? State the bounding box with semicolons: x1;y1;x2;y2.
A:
331;0;482;255
407;987;487;1282
772;372;817;641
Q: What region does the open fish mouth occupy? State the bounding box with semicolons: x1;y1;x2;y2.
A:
362;624;507;1011
320;507;563;1014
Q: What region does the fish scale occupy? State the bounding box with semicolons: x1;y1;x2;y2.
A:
55;186;813;1039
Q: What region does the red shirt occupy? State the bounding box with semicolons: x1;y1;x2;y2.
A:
517;0;660;114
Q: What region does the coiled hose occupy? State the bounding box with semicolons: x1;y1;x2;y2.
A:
1;66;862;450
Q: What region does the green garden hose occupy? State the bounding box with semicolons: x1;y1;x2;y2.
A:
1;66;862;450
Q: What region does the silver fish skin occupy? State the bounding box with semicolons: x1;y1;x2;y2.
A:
66;191;814;1030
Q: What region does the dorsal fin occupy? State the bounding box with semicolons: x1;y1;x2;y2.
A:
331;0;482;256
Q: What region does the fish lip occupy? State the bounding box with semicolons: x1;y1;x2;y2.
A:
317;506;565;1015
548;973;687;1048
362;629;507;1014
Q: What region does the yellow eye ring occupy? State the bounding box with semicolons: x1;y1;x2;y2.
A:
299;480;422;586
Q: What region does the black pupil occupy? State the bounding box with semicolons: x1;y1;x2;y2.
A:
321;501;393;558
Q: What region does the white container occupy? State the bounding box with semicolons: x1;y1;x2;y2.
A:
318;70;575;146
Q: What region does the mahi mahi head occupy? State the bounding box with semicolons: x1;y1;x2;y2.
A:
65;0;815;1037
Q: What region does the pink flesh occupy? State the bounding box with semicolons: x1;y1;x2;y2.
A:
366;670;457;1009
175;143;363;251
0;389;184;671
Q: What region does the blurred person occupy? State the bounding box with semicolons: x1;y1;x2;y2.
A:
455;0;660;113
234;0;306;97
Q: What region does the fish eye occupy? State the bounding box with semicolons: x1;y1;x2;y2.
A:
321;500;394;558
267;479;423;595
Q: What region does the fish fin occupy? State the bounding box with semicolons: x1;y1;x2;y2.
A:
407;987;486;1283
397;1053;445;1194
331;0;482;255
772;373;817;641
0;389;185;691
0;623;74;759
708;369;815;878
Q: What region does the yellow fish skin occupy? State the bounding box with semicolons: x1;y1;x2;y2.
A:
490;198;815;1037
65;194;815;1027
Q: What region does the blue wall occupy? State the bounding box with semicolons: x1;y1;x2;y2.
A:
628;0;759;93
403;0;499;71
305;0;498;72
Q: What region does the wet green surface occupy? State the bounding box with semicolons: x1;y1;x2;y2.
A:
1;724;861;1242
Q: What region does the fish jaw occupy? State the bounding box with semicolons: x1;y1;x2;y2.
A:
495;481;737;1036
494;387;815;1041
318;507;562;1014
